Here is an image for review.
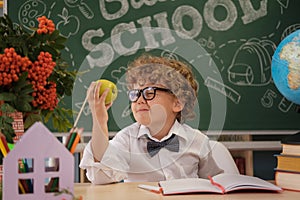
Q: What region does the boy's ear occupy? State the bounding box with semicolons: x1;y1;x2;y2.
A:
173;99;184;112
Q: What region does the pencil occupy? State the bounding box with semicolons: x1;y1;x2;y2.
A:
67;132;77;150
0;136;9;153
70;133;80;154
18;181;26;194
0;138;7;157
64;131;73;147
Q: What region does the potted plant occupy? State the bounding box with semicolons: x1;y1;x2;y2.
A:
0;14;77;152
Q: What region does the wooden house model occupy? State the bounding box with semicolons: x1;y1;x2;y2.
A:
3;122;74;200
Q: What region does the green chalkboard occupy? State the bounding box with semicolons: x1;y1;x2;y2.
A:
6;0;300;131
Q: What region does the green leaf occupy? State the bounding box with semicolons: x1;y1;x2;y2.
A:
20;71;28;81
11;73;30;91
0;103;15;113
20;86;34;95
2;124;15;143
43;110;53;122
24;112;42;129
52;117;59;129
0;93;17;101
54;36;67;44
5;117;14;124
18;94;34;103
49;30;60;41
51;43;65;50
15;100;32;112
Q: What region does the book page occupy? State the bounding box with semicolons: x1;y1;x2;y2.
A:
212;174;282;192
159;178;221;195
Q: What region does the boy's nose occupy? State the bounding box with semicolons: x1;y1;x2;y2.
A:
136;93;147;103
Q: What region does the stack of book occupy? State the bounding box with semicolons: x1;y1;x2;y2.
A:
274;132;300;191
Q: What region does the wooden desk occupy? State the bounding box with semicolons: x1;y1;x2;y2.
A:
74;182;300;200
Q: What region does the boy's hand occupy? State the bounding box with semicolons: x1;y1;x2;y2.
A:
87;81;111;125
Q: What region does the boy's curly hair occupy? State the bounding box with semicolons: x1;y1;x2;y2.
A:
126;54;198;123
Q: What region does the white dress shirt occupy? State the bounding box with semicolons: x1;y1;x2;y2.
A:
79;120;223;184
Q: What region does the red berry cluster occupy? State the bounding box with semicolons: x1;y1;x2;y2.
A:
28;52;55;90
0;48;58;110
0;48;32;86
28;51;57;110
37;16;55;34
32;82;58;110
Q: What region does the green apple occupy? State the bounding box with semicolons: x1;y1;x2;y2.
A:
97;79;118;104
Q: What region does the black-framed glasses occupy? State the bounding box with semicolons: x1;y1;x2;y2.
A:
127;87;173;102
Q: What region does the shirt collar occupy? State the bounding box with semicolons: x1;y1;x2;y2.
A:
137;120;188;142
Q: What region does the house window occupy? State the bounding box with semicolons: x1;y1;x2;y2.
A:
44;157;60;193
17;158;33;194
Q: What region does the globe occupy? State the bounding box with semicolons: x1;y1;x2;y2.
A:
272;29;300;105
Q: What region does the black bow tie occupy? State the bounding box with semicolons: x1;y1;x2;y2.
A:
146;134;179;157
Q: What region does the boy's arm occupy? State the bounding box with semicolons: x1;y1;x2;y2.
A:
197;138;224;178
91;116;109;162
87;81;110;162
79;141;128;184
198;152;224;178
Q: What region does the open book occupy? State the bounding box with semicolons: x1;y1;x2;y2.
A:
158;174;282;195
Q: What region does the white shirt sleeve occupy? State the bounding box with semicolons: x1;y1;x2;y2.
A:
197;136;224;178
79;140;130;184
